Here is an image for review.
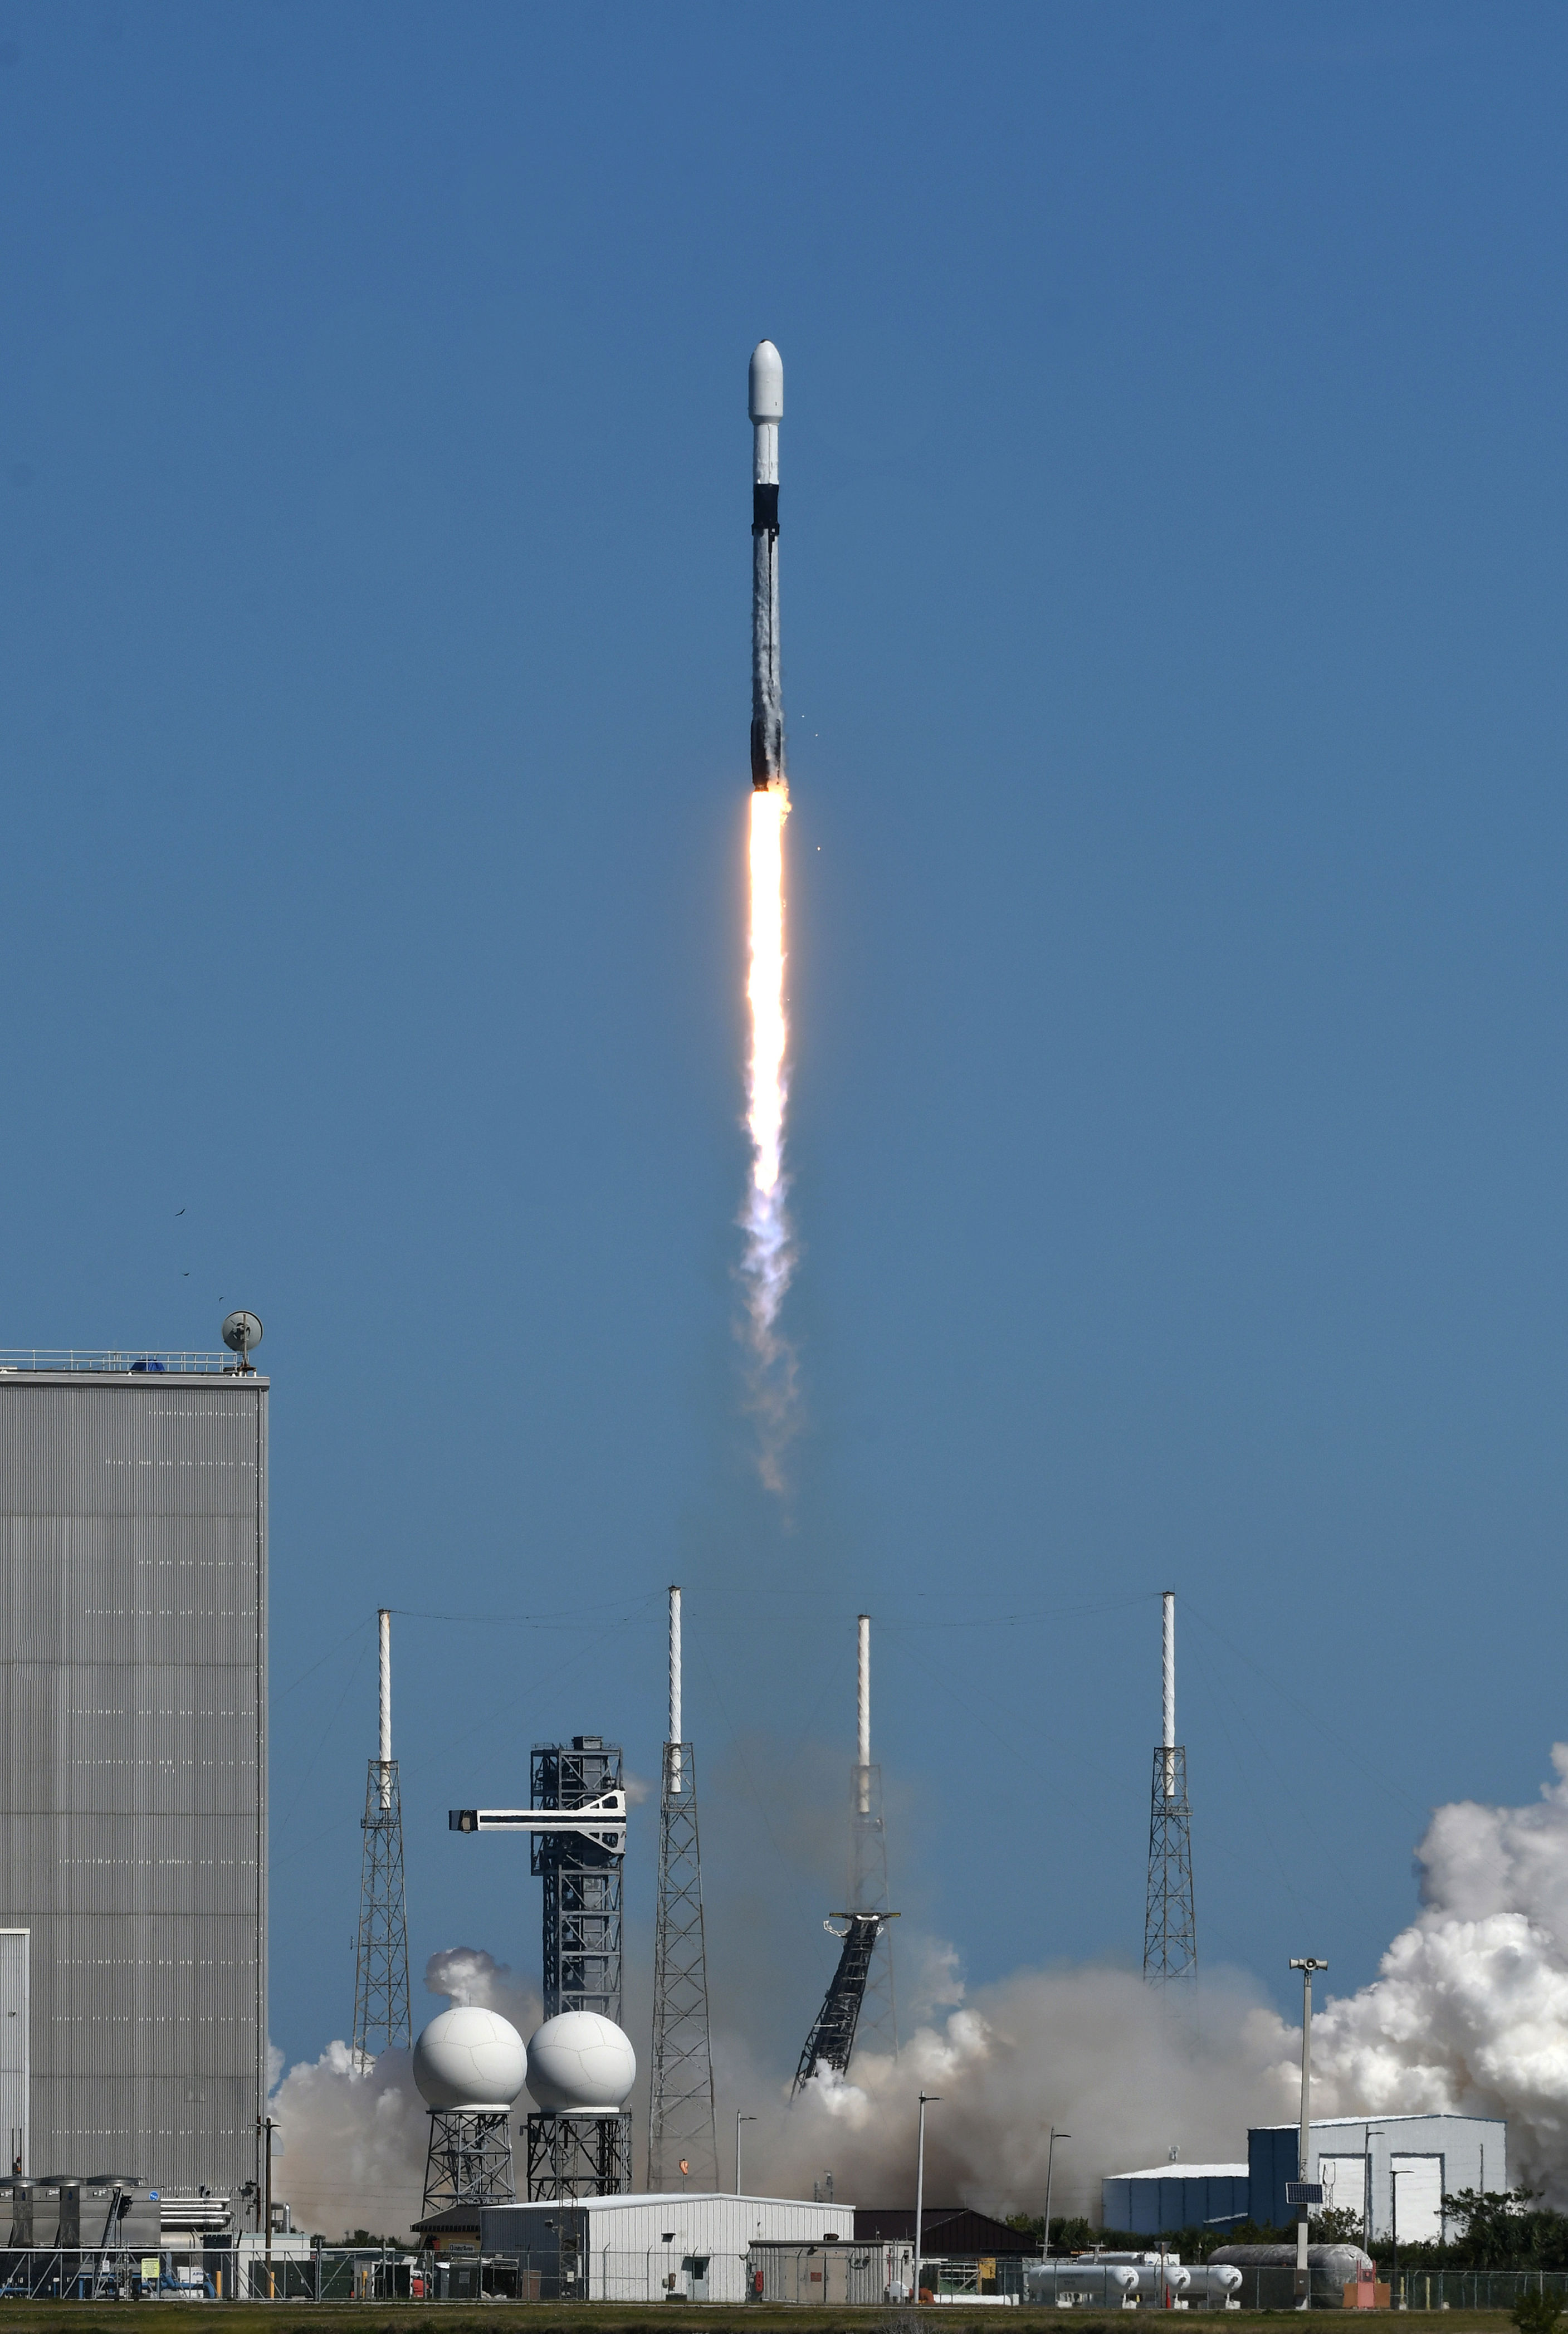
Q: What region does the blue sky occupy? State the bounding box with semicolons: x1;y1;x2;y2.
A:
2;0;1567;2086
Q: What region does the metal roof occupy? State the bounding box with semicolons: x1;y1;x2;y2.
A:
1107;2164;1248;2181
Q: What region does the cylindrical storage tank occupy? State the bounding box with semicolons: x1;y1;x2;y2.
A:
1023;2262;1141;2306
412;2006;527;2110
1185;2264;1244;2303
1128;2261;1189;2301
524;2011;637;2111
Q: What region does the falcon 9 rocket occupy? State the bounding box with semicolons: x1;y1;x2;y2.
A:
749;339;784;789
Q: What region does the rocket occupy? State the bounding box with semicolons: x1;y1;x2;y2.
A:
749;339;784;789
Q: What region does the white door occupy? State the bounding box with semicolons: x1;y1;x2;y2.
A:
0;1931;27;2176
1391;2155;1444;2243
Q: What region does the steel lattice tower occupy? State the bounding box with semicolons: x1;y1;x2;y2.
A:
793;1615;897;2095
353;1609;411;2058
1143;1591;1196;1980
422;2109;515;2213
648;1588;718;2191
532;1736;623;2019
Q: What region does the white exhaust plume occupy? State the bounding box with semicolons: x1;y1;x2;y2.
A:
1308;1742;1568;2199
265;1746;1568;2233
265;1949;541;2239
739;780;798;1489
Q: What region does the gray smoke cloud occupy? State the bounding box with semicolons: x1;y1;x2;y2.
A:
267;1744;1568;2234
730;1961;1297;2218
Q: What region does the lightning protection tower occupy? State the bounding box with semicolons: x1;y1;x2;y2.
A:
1142;1590;1196;1981
353;1609;412;2058
648;1586;718;2190
792;1614;898;2094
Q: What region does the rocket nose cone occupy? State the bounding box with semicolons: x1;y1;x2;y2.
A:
749;339;784;424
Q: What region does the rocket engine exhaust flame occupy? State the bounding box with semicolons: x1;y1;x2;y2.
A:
741;778;797;1485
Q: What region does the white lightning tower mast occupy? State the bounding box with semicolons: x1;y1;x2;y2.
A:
648;1585;718;2189
353;1608;412;2055
792;1614;897;2092
1142;1590;1196;1980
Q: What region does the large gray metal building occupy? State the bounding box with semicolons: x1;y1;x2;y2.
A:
0;1354;267;2197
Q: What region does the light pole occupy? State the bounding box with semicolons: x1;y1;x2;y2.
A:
735;2113;757;2196
1042;2130;1071;2258
915;2093;940;2304
1390;2165;1408;2309
1288;1959;1327;2311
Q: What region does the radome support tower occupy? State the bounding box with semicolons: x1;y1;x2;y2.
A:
1142;1591;1196;1981
648;1586;718;2190
353;1609;412;2057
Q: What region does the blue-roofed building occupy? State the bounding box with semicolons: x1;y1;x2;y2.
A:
1101;2164;1251;2236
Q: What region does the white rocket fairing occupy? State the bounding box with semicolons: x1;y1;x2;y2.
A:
750;339;784;789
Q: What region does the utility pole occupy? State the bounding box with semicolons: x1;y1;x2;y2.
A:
648;1588;718;2190
262;2116;275;2282
735;2112;757;2197
915;2093;940;2304
1288;1957;1327;2308
352;1610;411;2057
1042;2128;1070;2257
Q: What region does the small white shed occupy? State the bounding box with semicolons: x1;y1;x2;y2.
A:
479;2191;851;2304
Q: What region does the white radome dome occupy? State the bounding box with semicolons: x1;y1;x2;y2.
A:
524;2011;636;2112
412;2005;527;2110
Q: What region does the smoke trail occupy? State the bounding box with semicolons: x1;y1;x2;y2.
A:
740;779;798;1486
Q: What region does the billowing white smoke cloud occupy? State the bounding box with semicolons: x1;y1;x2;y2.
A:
267;1950;541;2239
422;1946;542;2038
1310;1744;1568;2201
267;2040;427;2241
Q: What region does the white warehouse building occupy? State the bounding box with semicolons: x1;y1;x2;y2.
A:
477;2193;859;2304
1249;2114;1506;2243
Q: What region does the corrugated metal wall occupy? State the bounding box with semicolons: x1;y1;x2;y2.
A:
0;1374;266;2193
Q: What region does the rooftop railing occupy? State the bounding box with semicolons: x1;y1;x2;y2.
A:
0;1351;251;1376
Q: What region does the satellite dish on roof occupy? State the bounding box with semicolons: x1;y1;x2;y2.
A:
221;1311;263;1370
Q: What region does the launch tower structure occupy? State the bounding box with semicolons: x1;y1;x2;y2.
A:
450;1741;631;2200
353;1609;412;2059
531;1736;624;2022
1142;1591;1197;1981
792;1615;897;2096
648;1587;718;2190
